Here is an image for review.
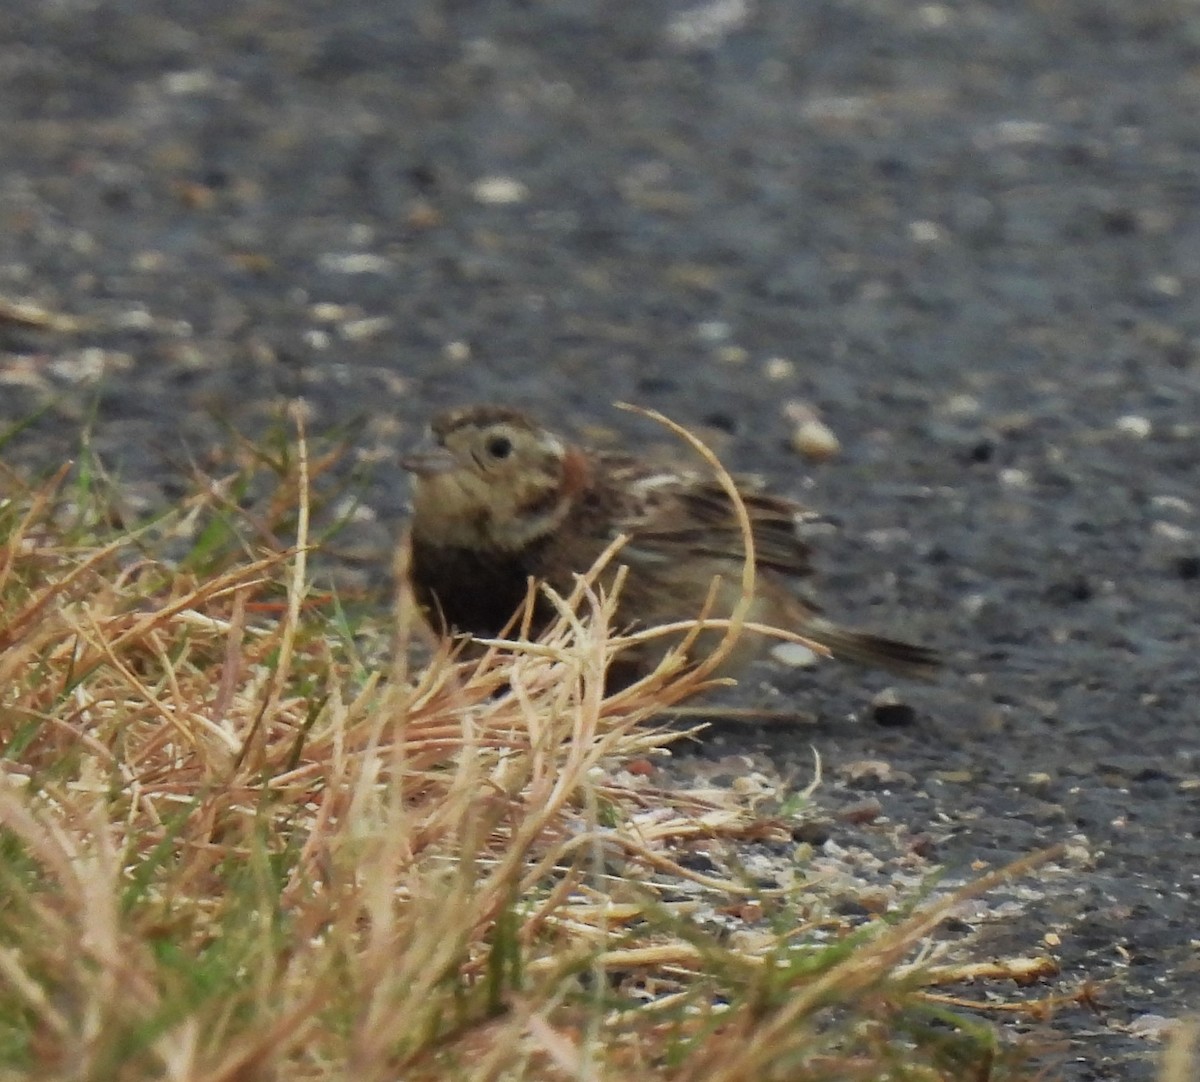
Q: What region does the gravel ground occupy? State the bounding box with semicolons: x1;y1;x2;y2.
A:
3;2;1200;1077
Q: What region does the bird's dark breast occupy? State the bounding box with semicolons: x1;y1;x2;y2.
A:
409;537;548;639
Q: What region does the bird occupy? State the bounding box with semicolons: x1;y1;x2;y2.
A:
401;403;939;688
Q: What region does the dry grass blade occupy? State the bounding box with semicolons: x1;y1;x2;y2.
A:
0;295;82;332
233;402;311;773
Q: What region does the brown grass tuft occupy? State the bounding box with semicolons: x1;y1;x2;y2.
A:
0;416;1080;1080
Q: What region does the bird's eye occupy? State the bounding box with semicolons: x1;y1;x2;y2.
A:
485;434;513;460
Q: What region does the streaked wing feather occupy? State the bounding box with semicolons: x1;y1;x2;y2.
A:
598;456;815;578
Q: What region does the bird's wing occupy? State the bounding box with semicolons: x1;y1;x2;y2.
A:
598;456;817;578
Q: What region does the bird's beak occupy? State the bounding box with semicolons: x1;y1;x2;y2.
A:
400;447;458;477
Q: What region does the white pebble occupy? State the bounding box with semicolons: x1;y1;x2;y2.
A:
310;302;350;322
960;593;987;617
770;642;820;668
790;420;841;461
318;253;392;275
1126;1014;1179;1041
163;70;216;95
1151;521;1192;543
340;316;393;342
696;320;731;342
48;348;134;382
975;120;1053;149
472;176;528;205
942;393;981;417
1148;273;1182;297
113;305;155;330
1150;495;1193;515
909;219;945;244
918;4;951;28
1114;415;1152;438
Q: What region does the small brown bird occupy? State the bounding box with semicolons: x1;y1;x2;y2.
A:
402;404;938;687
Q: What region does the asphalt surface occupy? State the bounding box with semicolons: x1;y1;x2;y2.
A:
3;3;1200;1078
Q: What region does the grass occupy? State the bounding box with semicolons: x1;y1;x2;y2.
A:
0;410;1153;1081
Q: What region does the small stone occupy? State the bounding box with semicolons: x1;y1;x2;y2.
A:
1150;495;1194;516
317;253;392;274
1126;1014;1179;1041
1023;771;1054;794
132;251;166;272
837;759;913;788
716;345;749;365
942;393;982;417
1027;800;1068;825
665;0;751;49
967;439;994;463
763;357;795;381
770;642;820;668
863;527;912;549
695;320;731;342
48;348;135;382
907;833;936;858
406;200;442;229
472;176;528;205
163;70;216;95
310;302;351;322
975;119;1053;149
340;316;393;341
784;399;841;460
790;819;833;845
113;306;155;330
1114;414;1152;438
833;896;873;918
1152;520;1194;544
839;798;883;824
801;95;870;123
702;411;737;434
790;419;840;461
1147;273;1182;297
918;4;951;28
871;688;917;728
732;901;765;924
1044;575;1093;605
909;219;946;243
857;890;891;914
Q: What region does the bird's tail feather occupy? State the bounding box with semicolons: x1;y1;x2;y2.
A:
798;616;940;678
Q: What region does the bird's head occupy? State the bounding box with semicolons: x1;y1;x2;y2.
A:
402;405;590;551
